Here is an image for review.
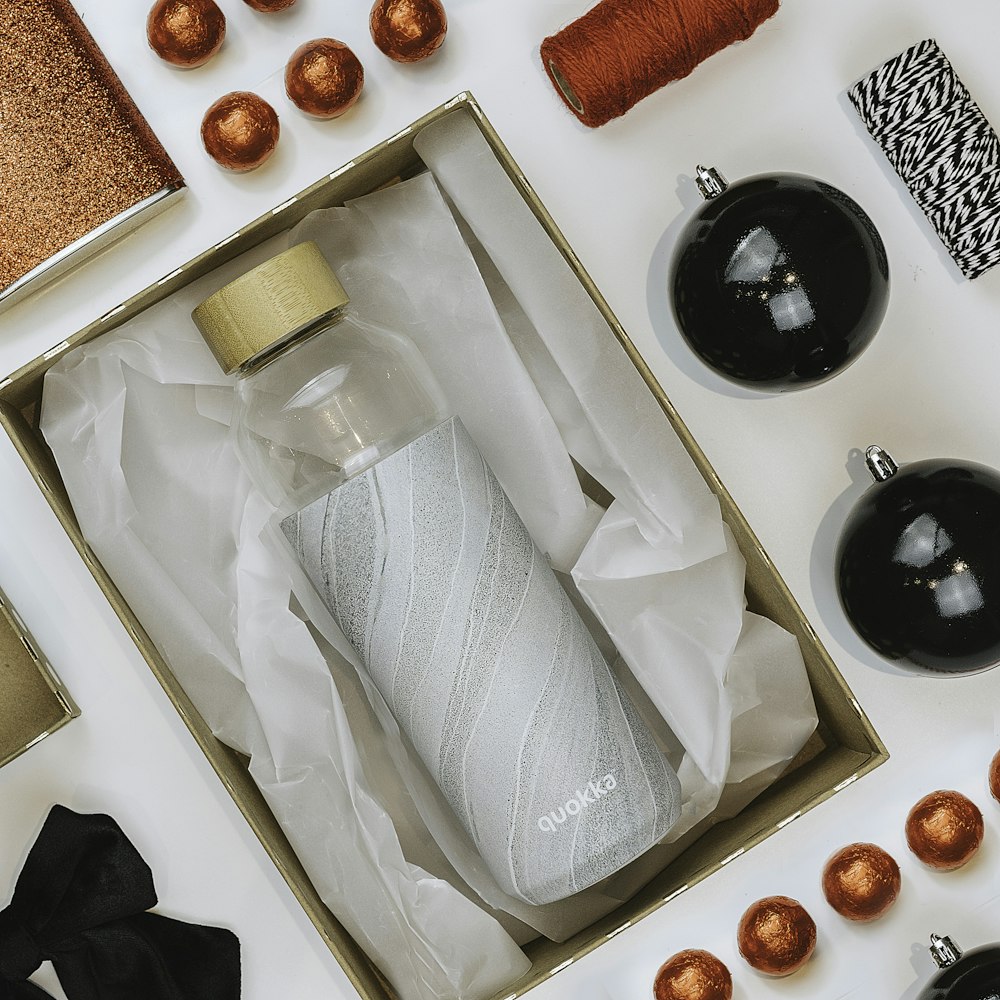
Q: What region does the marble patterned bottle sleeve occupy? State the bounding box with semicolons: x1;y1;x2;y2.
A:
281;417;680;905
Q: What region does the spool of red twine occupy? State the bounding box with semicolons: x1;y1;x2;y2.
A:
541;0;779;128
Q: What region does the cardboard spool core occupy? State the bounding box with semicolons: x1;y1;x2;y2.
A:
549;61;585;115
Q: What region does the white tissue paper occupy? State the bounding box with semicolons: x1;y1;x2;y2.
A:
39;109;817;1000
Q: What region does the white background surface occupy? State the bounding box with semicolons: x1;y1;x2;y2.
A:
1;0;1000;998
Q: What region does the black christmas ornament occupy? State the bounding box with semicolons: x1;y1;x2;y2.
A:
917;934;1000;1000
671;166;890;391
837;446;1000;673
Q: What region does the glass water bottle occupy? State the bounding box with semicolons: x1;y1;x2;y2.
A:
192;241;681;905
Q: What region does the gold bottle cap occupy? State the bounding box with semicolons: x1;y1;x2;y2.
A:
192;241;349;374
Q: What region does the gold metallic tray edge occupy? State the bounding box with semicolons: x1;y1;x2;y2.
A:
0;584;79;769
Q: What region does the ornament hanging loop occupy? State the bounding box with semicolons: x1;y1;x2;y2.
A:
865;445;898;483
929;934;963;969
695;165;728;199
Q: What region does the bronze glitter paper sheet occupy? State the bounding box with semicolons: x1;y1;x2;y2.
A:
0;0;185;308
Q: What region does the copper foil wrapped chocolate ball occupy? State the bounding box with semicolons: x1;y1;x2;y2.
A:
242;0;296;10
370;0;447;63
653;949;733;1000
737;896;816;976
990;750;1000;804
822;843;901;921
906;790;984;870
285;39;364;119
201;92;279;172
147;0;226;68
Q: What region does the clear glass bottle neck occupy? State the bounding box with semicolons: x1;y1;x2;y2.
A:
236;306;347;380
232;307;451;514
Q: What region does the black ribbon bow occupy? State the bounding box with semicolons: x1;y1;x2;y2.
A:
0;805;240;1000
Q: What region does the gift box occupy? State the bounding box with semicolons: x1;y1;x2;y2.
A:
0;94;885;1000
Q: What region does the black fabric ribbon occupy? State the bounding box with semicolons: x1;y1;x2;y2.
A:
0;805;240;1000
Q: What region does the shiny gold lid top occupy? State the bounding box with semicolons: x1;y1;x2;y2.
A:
192;241;349;374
